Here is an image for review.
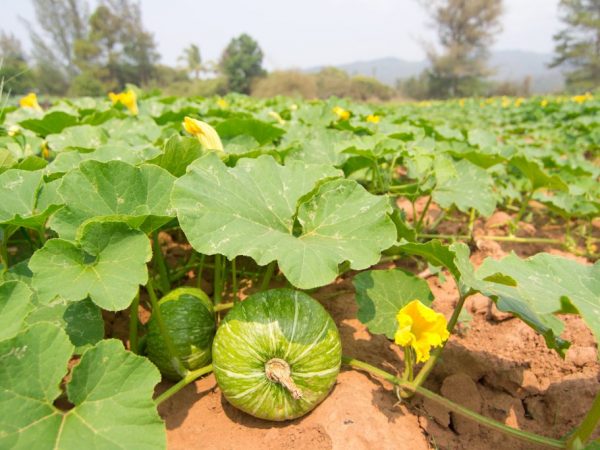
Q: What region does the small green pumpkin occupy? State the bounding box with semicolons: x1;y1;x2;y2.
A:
146;287;215;381
212;288;342;421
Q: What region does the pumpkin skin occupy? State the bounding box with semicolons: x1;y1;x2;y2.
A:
146;287;216;381
213;288;342;421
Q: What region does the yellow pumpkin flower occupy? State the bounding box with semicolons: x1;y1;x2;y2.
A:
19;93;42;111
217;98;228;109
572;92;593;104
332;106;350;120
41;141;50;159
540;99;548;108
459;99;465;108
514;97;524;107
366;114;380;124
7;125;20;137
108;90;138;115
394;300;449;363
268;111;286;125
183;116;224;151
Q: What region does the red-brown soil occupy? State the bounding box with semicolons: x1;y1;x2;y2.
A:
107;202;600;450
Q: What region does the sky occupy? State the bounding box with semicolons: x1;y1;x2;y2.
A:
0;0;562;69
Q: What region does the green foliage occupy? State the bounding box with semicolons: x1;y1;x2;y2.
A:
0;323;166;450
219;33;266;94
551;0;600;91
353;269;434;339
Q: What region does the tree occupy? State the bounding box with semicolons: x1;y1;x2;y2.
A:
550;0;600;91
73;0;160;91
0;32;34;95
219;34;266;94
25;0;89;90
419;0;504;98
179;44;202;80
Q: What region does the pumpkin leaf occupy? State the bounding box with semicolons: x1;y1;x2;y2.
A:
353;269;434;339
0;323;165;450
0;169;62;229
30;221;151;310
0;281;34;341
475;253;599;357
433;159;496;216
173;153;396;288
49;160;175;240
19;111;78;136
46;124;108;151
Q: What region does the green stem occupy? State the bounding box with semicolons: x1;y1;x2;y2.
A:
513;190;534;229
567;390;600;449
152;232;170;294
411;290;469;390
415;195;432;233
214;254;223;304
129;293;140;354
402;347;414;381
214;302;234;312
196;254;205;288
231;257;239;303
342;356;565;449
146;278;185;377
260;261;276;291
418;233;563;245
0;237;8;275
467;208;476;239
37;225;46;245
388;182;420;192
154;364;213;406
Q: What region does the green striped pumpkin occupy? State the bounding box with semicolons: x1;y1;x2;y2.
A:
213;289;342;421
146;287;216;381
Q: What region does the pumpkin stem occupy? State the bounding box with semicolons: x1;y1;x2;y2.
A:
265;358;303;399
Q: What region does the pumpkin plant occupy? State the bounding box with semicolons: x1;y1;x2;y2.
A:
0;91;599;450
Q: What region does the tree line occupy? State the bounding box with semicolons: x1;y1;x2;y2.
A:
0;0;598;100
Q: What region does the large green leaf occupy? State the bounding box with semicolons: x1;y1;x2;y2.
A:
30;221;151;310
433;158;496;216
215;118;285;145
353;269;434;339
0;281;34;341
0;169;62;228
50;160;176;240
0;323;165;450
26;297;104;352
46;144;161;175
173;153;396;288
46;124;108;152
19;111;78;136
476;253;599;356
510;156;568;191
147;134;205;177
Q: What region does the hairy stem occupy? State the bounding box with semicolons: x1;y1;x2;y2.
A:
260;261;276;291
231;257;239;303
152;232;170;294
342;356;565;449
129;292;140;354
415;196;432;233
154;364;213;406
214;254;223;304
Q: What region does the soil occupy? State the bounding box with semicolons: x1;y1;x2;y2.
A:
110;201;599;450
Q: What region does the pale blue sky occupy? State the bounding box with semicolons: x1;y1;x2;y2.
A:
0;0;561;69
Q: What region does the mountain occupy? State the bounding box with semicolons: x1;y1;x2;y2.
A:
306;50;564;93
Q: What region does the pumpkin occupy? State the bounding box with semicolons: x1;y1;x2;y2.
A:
212;288;342;421
145;287;215;380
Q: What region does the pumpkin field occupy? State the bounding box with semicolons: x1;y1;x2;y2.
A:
0;90;599;449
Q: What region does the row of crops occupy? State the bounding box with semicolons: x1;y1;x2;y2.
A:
0;89;599;449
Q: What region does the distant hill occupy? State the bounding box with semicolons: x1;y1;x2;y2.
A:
306;50;564;93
